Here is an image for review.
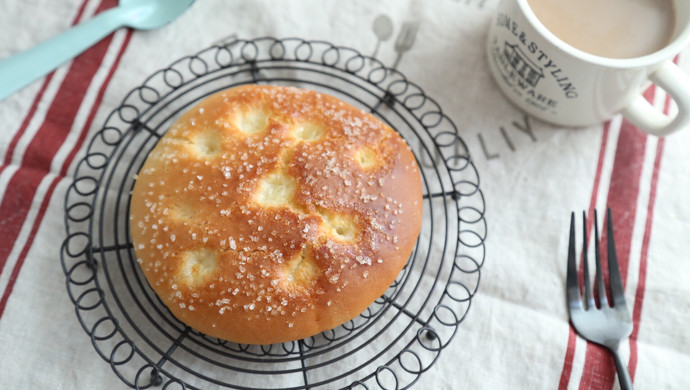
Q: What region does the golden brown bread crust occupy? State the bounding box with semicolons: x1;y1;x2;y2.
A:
129;85;422;345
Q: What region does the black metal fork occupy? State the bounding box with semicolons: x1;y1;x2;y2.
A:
567;209;633;390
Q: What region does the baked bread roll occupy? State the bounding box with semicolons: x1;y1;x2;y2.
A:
130;85;422;345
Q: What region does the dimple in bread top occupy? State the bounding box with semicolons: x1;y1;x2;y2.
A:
129;85;423;345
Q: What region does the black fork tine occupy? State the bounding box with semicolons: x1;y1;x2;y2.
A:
582;211;595;310
567;212;582;311
593;210;610;307
606;208;626;307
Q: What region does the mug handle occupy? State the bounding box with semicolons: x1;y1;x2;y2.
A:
621;61;690;137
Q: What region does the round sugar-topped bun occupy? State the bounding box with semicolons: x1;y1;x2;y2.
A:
130;85;423;345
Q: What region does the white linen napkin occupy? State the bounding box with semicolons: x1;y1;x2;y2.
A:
1;0;689;389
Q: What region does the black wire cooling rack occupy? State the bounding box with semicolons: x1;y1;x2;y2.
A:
60;37;487;390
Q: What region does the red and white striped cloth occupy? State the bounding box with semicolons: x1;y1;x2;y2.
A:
1;0;689;388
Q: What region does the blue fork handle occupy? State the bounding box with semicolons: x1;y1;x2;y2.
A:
612;348;633;390
0;8;126;102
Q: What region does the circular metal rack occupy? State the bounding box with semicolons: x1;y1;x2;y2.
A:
61;38;487;389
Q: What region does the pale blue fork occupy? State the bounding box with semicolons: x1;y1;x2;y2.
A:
0;0;194;101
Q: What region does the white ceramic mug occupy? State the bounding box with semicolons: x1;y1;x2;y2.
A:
486;0;690;136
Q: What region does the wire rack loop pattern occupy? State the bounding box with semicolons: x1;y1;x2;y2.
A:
61;37;486;390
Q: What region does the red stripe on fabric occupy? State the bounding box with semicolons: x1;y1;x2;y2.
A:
72;0;92;25
0;0;91;174
0;26;132;321
578;87;655;390
20;51;106;172
0;0;114;275
558;123;612;390
1;75;54;168
0;179;60;318
628;55;676;379
559;327;579;389
60;31;132;178
628;138;664;381
21;0;120;173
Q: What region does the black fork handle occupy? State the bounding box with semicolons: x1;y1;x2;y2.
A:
611;347;633;390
